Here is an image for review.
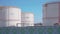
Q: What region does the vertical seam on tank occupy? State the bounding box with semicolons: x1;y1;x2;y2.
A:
17;8;19;26
46;4;47;19
58;3;60;23
45;4;47;26
8;7;9;26
18;9;19;21
42;5;44;23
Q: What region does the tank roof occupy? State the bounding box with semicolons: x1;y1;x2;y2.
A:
22;12;33;14
0;6;20;8
43;2;60;7
45;2;60;5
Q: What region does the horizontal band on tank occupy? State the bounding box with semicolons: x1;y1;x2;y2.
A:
43;17;59;19
0;6;20;9
0;19;20;21
21;12;34;15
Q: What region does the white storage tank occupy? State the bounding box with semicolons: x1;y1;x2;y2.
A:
0;6;21;27
43;2;60;26
21;12;34;27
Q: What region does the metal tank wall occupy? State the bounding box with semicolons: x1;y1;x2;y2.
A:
43;2;60;26
0;6;21;27
21;12;34;27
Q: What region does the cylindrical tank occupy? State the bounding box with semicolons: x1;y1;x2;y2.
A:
43;2;60;26
0;6;21;27
21;12;34;27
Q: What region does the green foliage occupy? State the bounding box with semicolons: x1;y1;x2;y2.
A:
0;27;59;34
38;28;44;34
20;28;25;34
29;28;34;34
47;28;53;34
5;28;10;34
57;27;60;33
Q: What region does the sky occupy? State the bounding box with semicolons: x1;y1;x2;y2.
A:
0;0;60;23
